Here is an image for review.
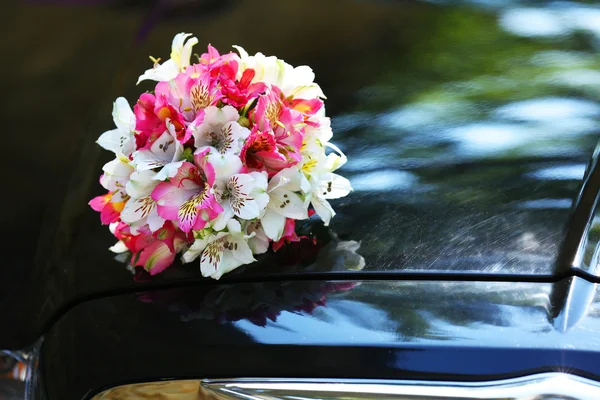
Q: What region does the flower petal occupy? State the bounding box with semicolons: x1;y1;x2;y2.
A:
147;209;166;232
247;221;269;255
135;241;175;275
316;173;353;199
96;128;121;154
181;237;210;263
154;161;184;181
113;97;135;132
261;208;286;241
121;196;156;224
126;169;158;199
109;240;129;253
89;193;110;212
137;59;179;84
311;196;335;226
178;191;208;233
206;150;242;181
269;188;308;219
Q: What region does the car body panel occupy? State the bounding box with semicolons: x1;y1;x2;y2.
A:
3;0;600;383
40;277;600;400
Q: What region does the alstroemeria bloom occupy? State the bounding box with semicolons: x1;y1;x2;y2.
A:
99;158;134;202
114;221;191;275
131;119;183;171
156;68;221;124
189;105;249;180
254;87;304;163
219;62;266;109
211;172;269;231
260;167;309;241
89;192;126;225
96;97;136;160
240;128;294;176
303;144;352;225
137;33;198;84
190;105;249;153
151;152;222;233
135;222;192;275
197;44;239;77
233;45;325;100
200;219;255;279
121;170;165;233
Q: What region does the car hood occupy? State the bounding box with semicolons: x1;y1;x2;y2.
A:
3;0;600;348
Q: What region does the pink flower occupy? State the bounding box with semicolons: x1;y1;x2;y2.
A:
114;221;192;275
89;192;125;225
198;44;239;77
134;93;187;149
253;86;305;163
151;151;223;233
240;128;295;176
155;68;222;129
219;64;266;109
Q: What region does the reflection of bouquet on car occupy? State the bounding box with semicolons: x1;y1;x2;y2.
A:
136;226;365;326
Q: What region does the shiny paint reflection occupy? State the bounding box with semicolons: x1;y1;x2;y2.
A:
3;0;600;349
40;277;600;399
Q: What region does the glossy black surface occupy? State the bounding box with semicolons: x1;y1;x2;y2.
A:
40;276;600;400
3;0;600;349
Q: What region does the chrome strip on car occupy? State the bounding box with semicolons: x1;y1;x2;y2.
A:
92;373;600;399
569;140;600;277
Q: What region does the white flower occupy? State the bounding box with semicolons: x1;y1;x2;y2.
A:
211;172;269;231
191;105;249;154
100;157;134;201
260;167;309;241
198;219;256;280
190;105;249;182
121;170;165;233
131;123;183;171
246;220;270;255
96;97;136;161
303;143;352;226
233;45;325;100
137;33;198;84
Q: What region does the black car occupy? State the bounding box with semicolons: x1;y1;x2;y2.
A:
3;0;600;399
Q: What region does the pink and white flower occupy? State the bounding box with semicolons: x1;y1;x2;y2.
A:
151;152;222;233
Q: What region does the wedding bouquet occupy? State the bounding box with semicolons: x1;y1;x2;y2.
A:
90;33;352;279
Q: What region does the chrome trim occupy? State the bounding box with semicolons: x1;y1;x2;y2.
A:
92;373;600;399
571;139;600;277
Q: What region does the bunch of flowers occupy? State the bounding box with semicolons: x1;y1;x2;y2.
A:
90;33;352;279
